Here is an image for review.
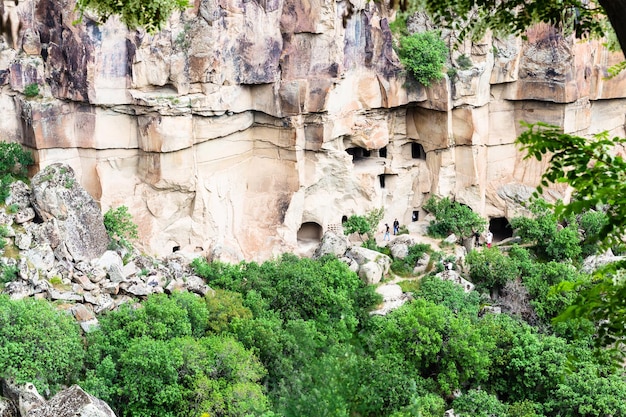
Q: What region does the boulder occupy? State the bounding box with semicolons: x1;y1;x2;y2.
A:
0;380;44;417
27;385;116;417
345;246;392;284
413;252;431;275
358;261;384;285
0;396;17;417
313;231;349;259
388;235;416;260
5;181;31;210
93;251;124;283
22;244;55;272
436;270;475;293
30;164;109;262
581;250;625;274
370;283;411;315
184;275;213;297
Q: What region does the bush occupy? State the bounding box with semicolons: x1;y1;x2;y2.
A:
451;389;508;417
390;243;430;276
0;263;19;284
75;0;189;33
0;142;33;178
466;247;519;292
343;214;371;238
0;296;85;396
424;196;487;240
397;31;448;86
103;206;138;252
24;83;40;97
456;53;473;70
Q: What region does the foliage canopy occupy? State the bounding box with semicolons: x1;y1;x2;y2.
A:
397;31;448;86
75;0;189;33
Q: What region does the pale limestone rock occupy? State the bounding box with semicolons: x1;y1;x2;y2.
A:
413;252;430;275
0;396;17;417
93;251;124;283
313;231;349;259
70;303;95;322
73;273;97;291
4;281;32;300
27;385;116;417
22;244;54;272
47;288;83;302
30;164;109;262
184;275;212;296
370;283;411;315
345;246;391;284
0;380;44;417
14;232;32;251
436;270;475;293
125;283;152;297
358;261;384;285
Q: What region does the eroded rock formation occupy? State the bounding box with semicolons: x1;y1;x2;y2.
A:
0;0;625;261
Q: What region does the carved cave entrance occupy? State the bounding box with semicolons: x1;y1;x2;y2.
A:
297;222;323;243
489;217;513;242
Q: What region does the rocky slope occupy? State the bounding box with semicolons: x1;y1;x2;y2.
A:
0;0;625;261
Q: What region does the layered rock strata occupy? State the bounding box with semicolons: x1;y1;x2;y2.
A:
0;0;625;260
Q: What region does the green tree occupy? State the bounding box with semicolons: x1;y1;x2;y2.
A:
466;247;520;292
103;205;139;252
343;214;371;240
82;293;271;417
0;142;34;202
397;30;448;86
75;0;190;33
424;196;487;241
451;389;508;417
422;0;625;55
0;295;84;396
415;274;481;317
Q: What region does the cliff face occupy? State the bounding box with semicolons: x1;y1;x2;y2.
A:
1;0;625;261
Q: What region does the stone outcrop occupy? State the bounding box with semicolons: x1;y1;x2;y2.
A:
0;169;212;330
27;385;116;417
345;246;391;285
0;1;625;261
0;381;116;417
30;164;109;262
0;380;44;417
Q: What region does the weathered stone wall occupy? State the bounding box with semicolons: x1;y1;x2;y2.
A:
0;0;625;260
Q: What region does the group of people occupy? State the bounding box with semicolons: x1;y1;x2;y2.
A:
474;230;493;248
383;219;401;241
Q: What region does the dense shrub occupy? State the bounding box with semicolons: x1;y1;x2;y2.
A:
0;295;84;396
103;205;138;252
81;292;271;417
466;247;520;292
415;275;481;317
0;141;34;202
390;243;430;276
451;389;508;417
397;31;448;86
424;196;487;240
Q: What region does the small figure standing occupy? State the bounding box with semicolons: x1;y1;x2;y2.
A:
486;230;493;248
473;231;480;247
393;218;399;235
383;223;391;241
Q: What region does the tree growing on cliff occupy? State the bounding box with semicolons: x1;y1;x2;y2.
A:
420;0;626;55
75;0;189;33
397;30;449;86
423;196;487;240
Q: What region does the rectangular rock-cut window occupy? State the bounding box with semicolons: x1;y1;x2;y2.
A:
411;142;426;160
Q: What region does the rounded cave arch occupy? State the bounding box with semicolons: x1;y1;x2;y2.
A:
489;217;513;242
297;222;323;243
